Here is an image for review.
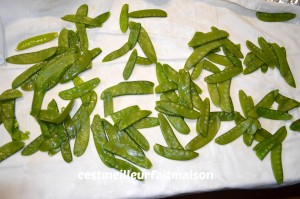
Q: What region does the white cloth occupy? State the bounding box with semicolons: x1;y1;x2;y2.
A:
0;0;300;199
0;16;4;65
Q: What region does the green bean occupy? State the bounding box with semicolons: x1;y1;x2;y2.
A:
290;119;300;132
204;67;242;84
185;40;222;70
178;69;192;108
256;12;296;22
123;49;138;80
0;141;25;162
186;115;220;151
73;107;90;157
243;52;265;74
154;144;199;160
136;56;152;65
129;9;167;18
6;46;58;64
258;37;278;68
135;23;157;63
158;113;183;149
218;80;234;113
102;42;131;62
0;89;22;101
211;26;243;58
125;126;150;151
21;134;46;156
246;40;273;67
271;143;283;184
256;107;293;120
128;22;141;49
104;141;152;169
75;4;88;51
118;110;152;130
16;32;58;51
188;30;229;47
101;81;154;99
110;105;140;124
120;4;129;33
133;117;159;129
191;60;204;80
215;118;253;145
155;101;200;119
206;53;234;68
210;111;236;121
196;98;210;136
59;78;100;100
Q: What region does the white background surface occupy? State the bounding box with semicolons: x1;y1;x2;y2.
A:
0;0;300;198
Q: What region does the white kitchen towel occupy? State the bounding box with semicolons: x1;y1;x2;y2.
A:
0;16;4;65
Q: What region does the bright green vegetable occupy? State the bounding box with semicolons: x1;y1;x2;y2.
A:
16;32;58;51
196;98;210;136
102;42;131;62
128;9;167;18
118;110;152;130
120;4;129;33
271;143;283;184
188;30;229;47
0;141;25;162
204;67;242;84
154;144;199;160
256;12;296;22
155;101;200;119
123;49;138;80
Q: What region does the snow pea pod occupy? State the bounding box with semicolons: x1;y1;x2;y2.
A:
156;62;169;84
223;47;242;68
191;60;204;80
256;107;293;120
12;62;45;89
136;56;152;65
59;78;100;100
133;117;159;129
246;40;273;67
58;28;69;48
258;37;278;68
209;111;236;121
91;114;115;168
0;89;22;101
154;144;199;160
162;63;179;83
104;141;152;169
166;115;190;135
6;46;58;64
271;143;283;184
0;141;25;162
118;110;152;130
86;12;110;28
21;134;46;156
256;12;296;22
120;4;129;33
243;52;265;74
134;22;157;63
128;9;167;18
203;60;221;73
206;53;234;68
204;67;242;84
110;105;140;124
102;42;131;62
123;49;138;80
103;93;113;117
178;69;192;109
37;100;75;124
185;40;222;70
61;48;102;83
155;101;200;119
218;80;234;113
101;81;154;99
128;22;141;49
290;119;300;132
125;126;150;151
196;98;210;136
75;4;88;51
16;32;58;51
186;115;220;151
190;83;203;111
61;15;105;27
73;106;90;157
158;113;183;149
215;118;253;145
61;139;72;163
208;83;220;108
211;26;243;58
188;30;229;47
275;93;300;112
